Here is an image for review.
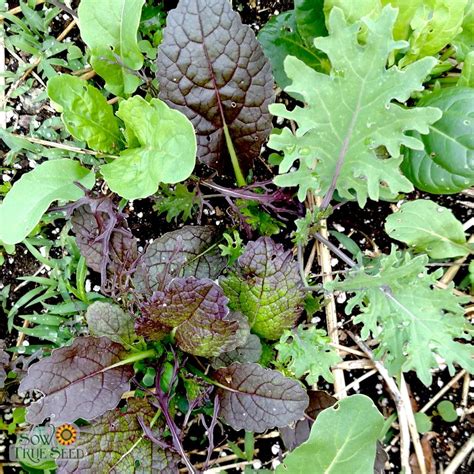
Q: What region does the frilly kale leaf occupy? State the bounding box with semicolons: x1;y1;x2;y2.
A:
275;326;341;385
327;248;473;385
220;237;305;340
268;6;441;205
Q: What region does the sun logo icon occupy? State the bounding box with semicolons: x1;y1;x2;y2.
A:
55;424;78;446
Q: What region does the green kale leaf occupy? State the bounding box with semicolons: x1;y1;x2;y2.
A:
268;6;441;205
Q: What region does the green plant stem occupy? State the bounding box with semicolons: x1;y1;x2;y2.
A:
223;122;246;187
244;431;254;461
106;348;157;371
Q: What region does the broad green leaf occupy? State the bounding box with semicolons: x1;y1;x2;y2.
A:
275;326;341;385
86;301;136;345
381;0;420;40
258;11;330;91
453;2;474;61
324;0;382;24
458;51;474;88
414;412;433;433
385;200;470;258
101;96;196;200
402;87;474;194
327;249;473;386
47;74;121;153
0;159;95;245
295;0;327;46
276;395;384;474
269;6;441;205
77;0;145;96
387;0;468;67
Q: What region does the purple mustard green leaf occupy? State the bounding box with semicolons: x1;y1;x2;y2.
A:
215;362;309;432
71;198;138;280
56;399;179;473
86;301;136;345
211;334;262;369
18;336;133;425
137;277;240;357
156;0;274;174
134;225;226;294
220;237;305;340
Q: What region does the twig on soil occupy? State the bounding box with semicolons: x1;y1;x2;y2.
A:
443;435;473;474
0;1;46;19
0;20;6;129
2;17;77;107
329;342;366;357
5;133;110;156
336;359;374;370
313;195;346;396
420;369;466;414
399;374;427;474
334;368;377;398
461;372;470;409
348;331;412;474
439;234;474;287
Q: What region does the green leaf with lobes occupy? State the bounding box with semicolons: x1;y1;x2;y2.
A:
401;87;474;194
268;6;441;205
220;237;305;340
326;249;473;386
214;363;309;433
385;200;470;259
156;0;274;175
77;0;145;96
100;96;197;200
18;336;133;425
0;159;95;245
56;399;179;473
47;74;121;153
276;395;384;474
136;277;240;357
275;326;341;385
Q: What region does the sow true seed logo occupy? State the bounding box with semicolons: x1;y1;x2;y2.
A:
10;422;85;466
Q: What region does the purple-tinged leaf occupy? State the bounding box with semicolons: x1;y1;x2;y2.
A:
280;390;336;451
220;237;305;339
19;336;133;425
71;198;138;285
137;277;239;357
215;363;309;432
0;340;10;389
134;226;226;294
157;0;274;174
56;399;179;473
86;301;136;345
211;334;262;369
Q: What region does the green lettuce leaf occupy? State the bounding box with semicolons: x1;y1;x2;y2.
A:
101;96;196;200
453;1;474;61
77;0;145;96
269;6;441;205
47;74;121;153
0;159;94;245
327;249;473;385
